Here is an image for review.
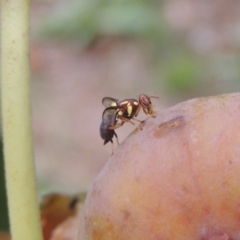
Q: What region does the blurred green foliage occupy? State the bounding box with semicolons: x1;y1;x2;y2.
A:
40;0;240;98
40;0;203;96
164;55;200;93
41;0;163;45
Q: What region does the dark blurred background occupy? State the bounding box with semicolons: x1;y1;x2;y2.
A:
1;0;240;232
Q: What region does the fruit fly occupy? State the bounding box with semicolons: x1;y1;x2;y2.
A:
100;107;119;154
102;94;158;130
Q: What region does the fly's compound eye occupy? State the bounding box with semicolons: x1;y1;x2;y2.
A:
139;94;151;108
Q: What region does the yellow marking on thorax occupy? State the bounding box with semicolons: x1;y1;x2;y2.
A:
127;105;132;116
133;101;139;106
121;101;128;105
111;102;117;107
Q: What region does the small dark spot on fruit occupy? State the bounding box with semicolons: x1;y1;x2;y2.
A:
121;209;131;220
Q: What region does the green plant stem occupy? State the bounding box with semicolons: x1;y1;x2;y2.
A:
1;0;43;239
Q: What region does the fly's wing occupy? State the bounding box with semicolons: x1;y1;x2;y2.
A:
102;107;118;126
102;97;118;108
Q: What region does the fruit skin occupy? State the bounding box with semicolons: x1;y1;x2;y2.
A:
79;93;240;240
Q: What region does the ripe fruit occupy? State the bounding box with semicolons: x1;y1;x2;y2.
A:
79;93;240;240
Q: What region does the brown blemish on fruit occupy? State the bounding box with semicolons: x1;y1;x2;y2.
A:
154;116;185;138
86;215;119;240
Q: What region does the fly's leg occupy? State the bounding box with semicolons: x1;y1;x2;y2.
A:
108;116;135;130
118;116;135;125
108;122;124;130
114;131;119;145
134;105;141;117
